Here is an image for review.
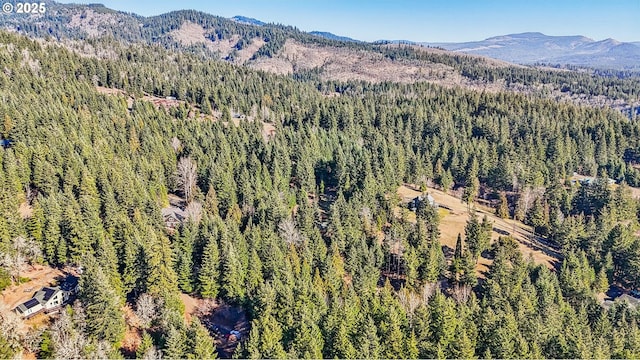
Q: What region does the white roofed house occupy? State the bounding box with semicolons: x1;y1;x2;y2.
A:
13;276;79;318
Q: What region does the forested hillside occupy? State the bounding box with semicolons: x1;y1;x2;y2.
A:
0;8;640;360
2;2;639;115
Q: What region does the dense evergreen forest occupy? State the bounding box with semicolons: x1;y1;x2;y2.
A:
1;15;640;360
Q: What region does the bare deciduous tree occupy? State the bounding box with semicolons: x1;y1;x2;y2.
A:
0;302;26;352
22;328;44;354
184;201;203;224
50;309;87;360
195;299;217;319
141;346;163;360
13;236;42;266
360;206;372;230
71;301;87;334
170;137;181;153
515;186;545;221
0;252;26;284
90;340;112;359
0;236;43;284
279;218;303;246
421;282;438;304
48;301;114;359
398;288;421;320
135;293;159;329
451;284;472;304
175;157;197;203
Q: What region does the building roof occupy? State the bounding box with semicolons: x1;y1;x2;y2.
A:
16;298;42;313
410;194;436;205
35;287;60;303
60;276;79;291
23;298;41;309
161;206;186;221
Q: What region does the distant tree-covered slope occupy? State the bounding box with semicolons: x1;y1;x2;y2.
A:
1;1;638;116
309;31;361;43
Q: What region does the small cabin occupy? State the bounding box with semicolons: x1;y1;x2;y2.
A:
408;194;437;211
162;207;186;230
570;173;616;186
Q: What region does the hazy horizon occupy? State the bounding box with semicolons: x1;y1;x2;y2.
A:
58;0;640;43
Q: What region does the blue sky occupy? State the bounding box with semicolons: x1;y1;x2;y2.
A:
60;0;639;42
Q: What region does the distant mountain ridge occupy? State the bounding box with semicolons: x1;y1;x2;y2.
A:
309;31;360;43
423;32;640;70
230;15;265;26
230;17;360;44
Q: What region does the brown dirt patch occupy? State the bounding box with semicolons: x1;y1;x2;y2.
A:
262;122;276;142
630;187;640;199
96;86;125;96
121;305;142;356
169;21;209;46
141;94;184;109
248;56;294;75
24;311;52;328
205;304;250;357
180;293;200;324
179;294;249;358
20;352;37;360
209;34;240;59
233;37;265;64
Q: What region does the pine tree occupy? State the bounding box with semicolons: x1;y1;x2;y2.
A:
198;234;220;299
143;230;179;295
248;315;286;359
174;223;195;293
79;259;126;345
332;321;356;359
204;185;220;217
136;331;154;359
357;316;381;359
456;327;476;359
465;212;491;259
0;334;15;360
288;312;324;359
164;326;187;360
454;233;463;260
496;192;509;219
405;330;419;359
187;318;217;359
461;252;477;286
220;230;246;302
